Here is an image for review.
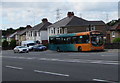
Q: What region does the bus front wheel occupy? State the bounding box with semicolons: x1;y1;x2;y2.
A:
78;46;82;52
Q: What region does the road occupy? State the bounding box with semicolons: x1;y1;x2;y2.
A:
2;50;119;82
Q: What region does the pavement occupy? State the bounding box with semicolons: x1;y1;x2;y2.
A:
1;50;119;82
104;49;119;52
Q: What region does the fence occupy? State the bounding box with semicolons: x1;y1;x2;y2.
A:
104;43;120;49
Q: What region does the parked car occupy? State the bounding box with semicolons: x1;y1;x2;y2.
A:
33;45;47;51
13;46;29;53
21;40;36;51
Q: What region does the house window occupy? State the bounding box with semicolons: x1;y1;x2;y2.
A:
86;26;95;31
86;28;89;31
51;27;53;34
31;31;32;37
53;28;55;34
34;31;37;36
38;31;40;36
57;28;60;34
60;28;62;34
91;26;95;31
112;31;115;37
63;28;64;33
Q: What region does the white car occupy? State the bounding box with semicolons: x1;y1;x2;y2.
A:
14;46;29;53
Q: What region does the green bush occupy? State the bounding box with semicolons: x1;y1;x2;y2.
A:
113;38;120;43
2;40;9;50
9;40;17;49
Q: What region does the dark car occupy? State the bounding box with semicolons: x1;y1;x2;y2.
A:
33;45;47;51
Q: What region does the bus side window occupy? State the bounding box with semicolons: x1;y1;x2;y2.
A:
67;37;71;44
83;35;89;43
63;37;67;44
77;36;82;44
71;37;77;44
56;37;61;44
49;37;55;44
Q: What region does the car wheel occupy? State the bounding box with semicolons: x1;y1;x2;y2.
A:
18;50;21;53
14;51;16;53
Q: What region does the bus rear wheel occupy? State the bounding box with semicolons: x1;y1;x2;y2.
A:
57;47;60;52
78;46;82;52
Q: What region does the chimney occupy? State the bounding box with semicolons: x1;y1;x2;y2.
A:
67;12;74;17
42;18;48;23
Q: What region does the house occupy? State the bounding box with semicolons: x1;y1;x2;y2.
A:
26;18;52;44
109;22;120;43
7;31;18;42
15;25;32;45
48;12;106;37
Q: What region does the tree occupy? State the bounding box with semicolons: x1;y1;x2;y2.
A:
9;40;17;49
2;40;9;50
113;38;120;43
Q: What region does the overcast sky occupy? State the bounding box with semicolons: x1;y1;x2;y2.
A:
0;0;119;30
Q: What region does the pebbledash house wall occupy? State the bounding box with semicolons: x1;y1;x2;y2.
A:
67;25;106;35
26;30;48;44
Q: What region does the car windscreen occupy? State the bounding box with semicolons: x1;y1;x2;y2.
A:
27;43;35;46
19;46;27;48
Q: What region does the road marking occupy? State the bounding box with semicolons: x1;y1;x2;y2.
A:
5;65;23;70
2;56;118;65
101;55;118;56
93;79;117;83
34;70;69;77
26;57;35;60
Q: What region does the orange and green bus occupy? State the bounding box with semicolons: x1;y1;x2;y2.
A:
49;30;104;52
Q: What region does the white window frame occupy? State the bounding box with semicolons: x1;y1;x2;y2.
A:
51;27;54;34
64;28;67;33
86;28;89;31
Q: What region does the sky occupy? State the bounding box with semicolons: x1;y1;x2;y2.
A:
0;0;119;30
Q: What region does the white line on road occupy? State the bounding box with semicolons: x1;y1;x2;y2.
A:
34;70;69;77
93;79;117;83
3;56;118;65
5;65;23;70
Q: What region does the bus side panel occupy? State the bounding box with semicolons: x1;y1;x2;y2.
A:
48;44;57;51
49;44;77;51
75;44;92;51
60;44;77;51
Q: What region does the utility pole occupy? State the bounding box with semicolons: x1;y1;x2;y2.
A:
56;8;62;20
